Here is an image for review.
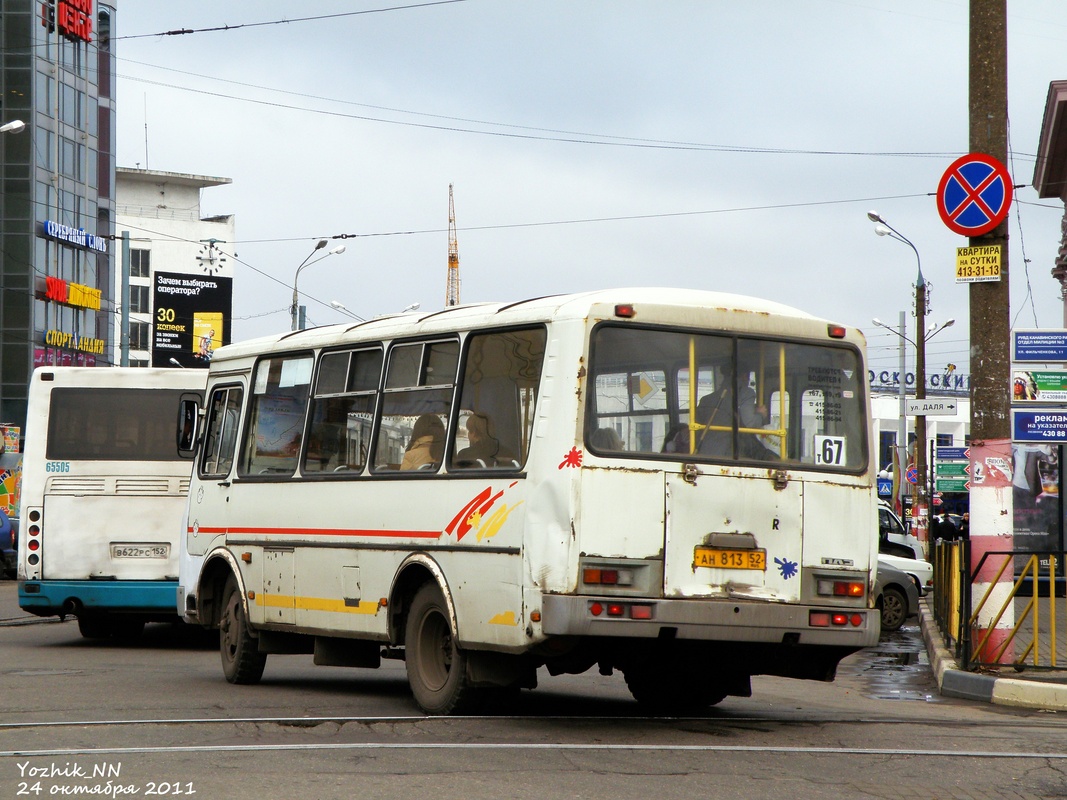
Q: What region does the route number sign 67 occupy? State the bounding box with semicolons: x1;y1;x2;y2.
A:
813;435;846;466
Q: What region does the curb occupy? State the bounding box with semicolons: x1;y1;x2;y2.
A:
918;597;1067;711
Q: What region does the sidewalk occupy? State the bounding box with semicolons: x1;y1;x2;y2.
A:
919;596;1067;711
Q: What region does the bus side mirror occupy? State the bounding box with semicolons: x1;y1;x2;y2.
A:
177;397;200;455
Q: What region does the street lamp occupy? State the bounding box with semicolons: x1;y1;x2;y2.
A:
329;300;364;322
401;302;421;313
872;313;955;520
0;120;26;134
291;241;346;331
868;210;932;546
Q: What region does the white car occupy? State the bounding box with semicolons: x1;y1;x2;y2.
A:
878;551;933;597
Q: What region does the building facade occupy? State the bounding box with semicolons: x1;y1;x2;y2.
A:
0;0;116;428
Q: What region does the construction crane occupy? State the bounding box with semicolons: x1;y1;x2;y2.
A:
445;184;461;307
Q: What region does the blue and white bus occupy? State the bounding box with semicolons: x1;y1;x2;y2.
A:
18;367;204;638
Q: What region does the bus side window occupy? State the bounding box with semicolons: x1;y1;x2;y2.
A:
201;385;244;477
450;327;546;470
239;355;313;477
373;340;458;473
303;347;381;475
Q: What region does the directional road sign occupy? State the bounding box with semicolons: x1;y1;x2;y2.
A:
936;462;969;477
936;478;970;493
937;153;1013;237
937;446;970;461
905;397;959;416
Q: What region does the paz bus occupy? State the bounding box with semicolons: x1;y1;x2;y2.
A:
176;288;879;713
19;367;204;638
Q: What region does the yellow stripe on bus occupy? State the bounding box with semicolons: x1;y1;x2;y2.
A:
254;594;380;615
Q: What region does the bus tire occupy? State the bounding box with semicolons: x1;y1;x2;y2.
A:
405;582;474;715
111;615;146;641
77;614;111;640
220;574;266;684
623;660;728;714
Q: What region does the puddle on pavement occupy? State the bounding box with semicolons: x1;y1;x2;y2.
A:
836;622;944;702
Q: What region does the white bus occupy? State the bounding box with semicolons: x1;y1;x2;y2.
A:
19;367;205;639
177;288;879;713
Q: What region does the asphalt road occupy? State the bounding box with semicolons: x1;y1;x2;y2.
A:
2;580;1066;800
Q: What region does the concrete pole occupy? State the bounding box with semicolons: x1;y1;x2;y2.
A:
897;311;908;515
120;231;130;367
968;0;1013;664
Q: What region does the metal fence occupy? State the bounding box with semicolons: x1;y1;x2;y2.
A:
931;540;1066;671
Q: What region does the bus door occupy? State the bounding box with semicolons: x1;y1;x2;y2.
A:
188;381;245;565
664;473;803;602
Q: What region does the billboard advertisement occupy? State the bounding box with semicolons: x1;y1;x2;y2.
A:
152;272;232;369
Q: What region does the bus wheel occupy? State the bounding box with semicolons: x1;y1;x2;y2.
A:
77;614;111;640
623;661;728;714
405;583;474;714
219;575;266;684
110;615;146;641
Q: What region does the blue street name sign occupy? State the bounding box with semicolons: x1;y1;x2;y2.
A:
1013;330;1067;363
936;446;969;461
1012;409;1067;443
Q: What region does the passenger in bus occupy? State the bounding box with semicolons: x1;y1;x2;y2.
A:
455;413;500;467
590;427;624;451
400;414;445;470
672;384;775;460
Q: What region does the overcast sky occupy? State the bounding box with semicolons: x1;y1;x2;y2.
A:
113;1;1067;384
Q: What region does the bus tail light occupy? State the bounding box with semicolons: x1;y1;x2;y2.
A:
583;567;634;586
588;600;656;621
816;579;865;598
809;611;867;627
24;508;42;577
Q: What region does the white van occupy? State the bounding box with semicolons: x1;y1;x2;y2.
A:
878;501;924;560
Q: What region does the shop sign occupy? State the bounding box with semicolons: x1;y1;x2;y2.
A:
38;220;107;254
41;275;101;311
43;329;105;355
40;0;94;44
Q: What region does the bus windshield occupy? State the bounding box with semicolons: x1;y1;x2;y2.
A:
589;324;868;470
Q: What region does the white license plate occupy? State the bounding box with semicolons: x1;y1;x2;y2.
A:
111;543;170;559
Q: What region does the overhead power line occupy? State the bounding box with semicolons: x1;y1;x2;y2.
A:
114;1;470;41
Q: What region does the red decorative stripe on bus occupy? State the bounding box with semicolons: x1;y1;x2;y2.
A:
187;526;441;539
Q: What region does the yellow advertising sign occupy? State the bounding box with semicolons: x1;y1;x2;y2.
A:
955;245;1001;283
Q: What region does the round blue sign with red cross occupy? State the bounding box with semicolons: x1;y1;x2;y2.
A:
937;153;1013;237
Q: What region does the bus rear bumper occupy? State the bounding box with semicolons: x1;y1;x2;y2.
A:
18;580;179;617
541;594;878;648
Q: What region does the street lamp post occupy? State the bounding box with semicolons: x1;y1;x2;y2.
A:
868;211;931;545
873;312;909;514
291;241;346;331
873;312;956;528
0;120;26;134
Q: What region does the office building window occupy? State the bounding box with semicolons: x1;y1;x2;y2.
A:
130;285;149;314
130;249;150;278
130;321;149;350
